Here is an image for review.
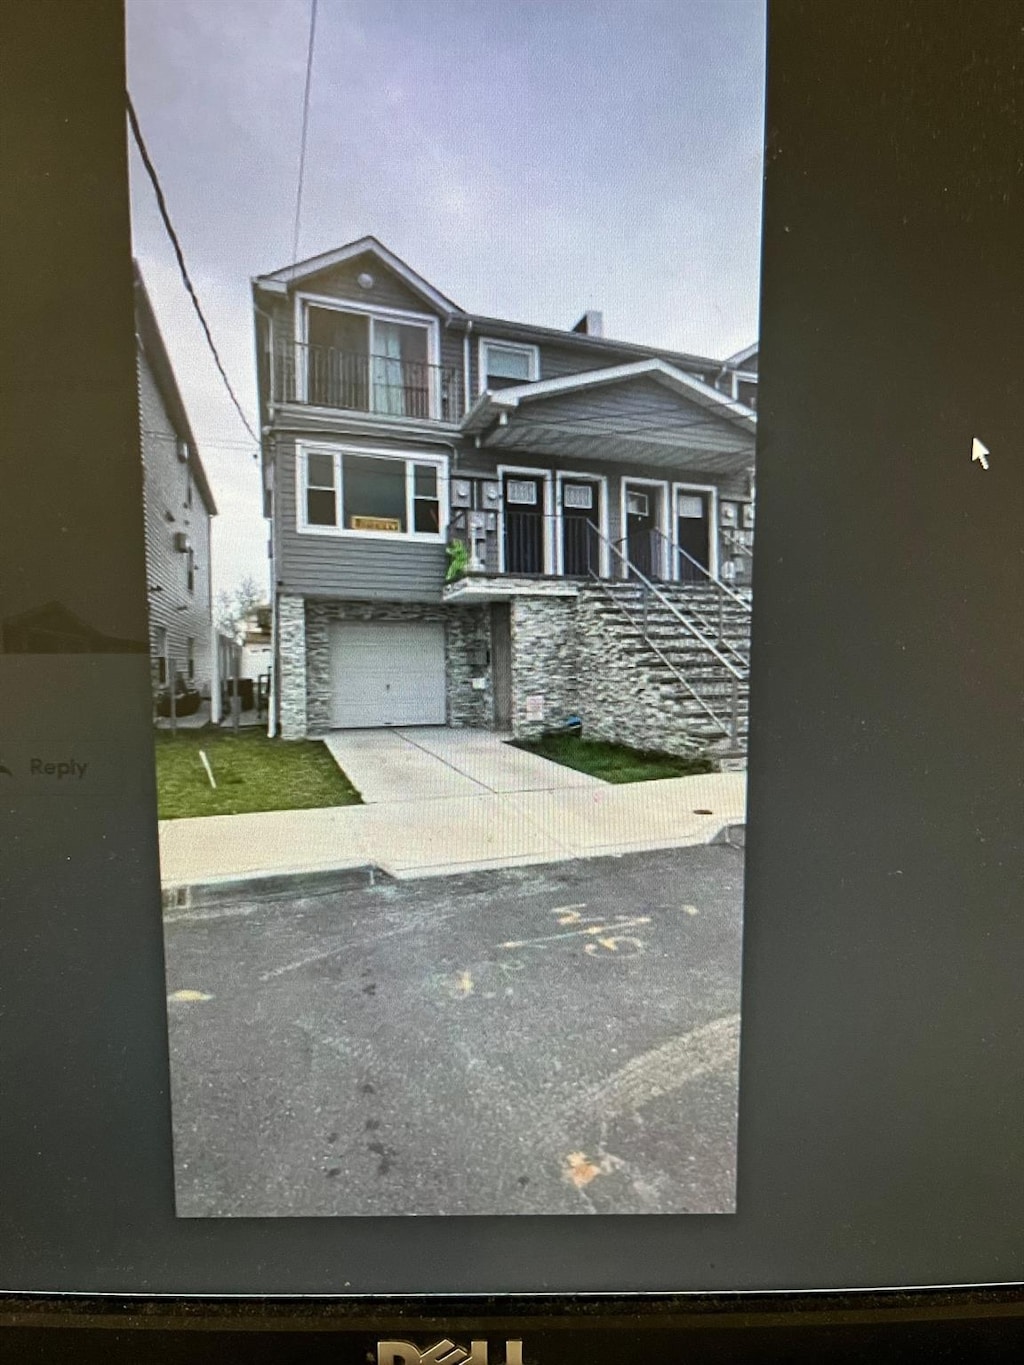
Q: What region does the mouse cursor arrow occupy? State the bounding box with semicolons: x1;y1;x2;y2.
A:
971;437;990;469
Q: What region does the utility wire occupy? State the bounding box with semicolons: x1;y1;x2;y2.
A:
126;91;260;447
291;0;319;264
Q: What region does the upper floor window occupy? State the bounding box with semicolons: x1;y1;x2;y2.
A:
737;378;757;410
298;444;445;540
186;547;196;593
479;338;539;392
298;298;445;419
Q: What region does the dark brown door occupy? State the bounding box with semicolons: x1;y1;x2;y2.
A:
676;490;711;580
625;485;657;577
503;473;545;574
560;480;600;576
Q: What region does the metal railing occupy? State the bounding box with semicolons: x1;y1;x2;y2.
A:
273;342;462;422
585;521;747;747
651;529;751;672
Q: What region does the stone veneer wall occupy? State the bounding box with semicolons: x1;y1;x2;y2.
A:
277;594;308;740
574;590;701;757
445;605;493;727
299;598;493;734
508;596;581;738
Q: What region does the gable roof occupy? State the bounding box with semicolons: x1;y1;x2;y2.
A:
462;357;757;436
724;341;758;369
132;262;218;516
253;235;463;316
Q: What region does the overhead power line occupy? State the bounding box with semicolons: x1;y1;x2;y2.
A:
126;91;260;447
291;0;319;264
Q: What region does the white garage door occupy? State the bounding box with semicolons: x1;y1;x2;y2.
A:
329;620;446;728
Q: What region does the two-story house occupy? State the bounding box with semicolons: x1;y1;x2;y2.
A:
134;262;217;707
254;237;756;756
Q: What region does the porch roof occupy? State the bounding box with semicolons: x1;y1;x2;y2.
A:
460;359;756;476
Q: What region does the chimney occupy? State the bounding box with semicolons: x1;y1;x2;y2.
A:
572;309;604;338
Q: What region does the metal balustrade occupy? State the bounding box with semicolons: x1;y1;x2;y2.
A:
272;342;462;422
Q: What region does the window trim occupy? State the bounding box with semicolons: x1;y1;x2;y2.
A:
477;337;540;394
295;441;449;542
293;293;442;412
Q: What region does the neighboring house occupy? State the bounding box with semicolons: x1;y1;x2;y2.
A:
253;237;757;755
239;605;273;682
134;262;218;703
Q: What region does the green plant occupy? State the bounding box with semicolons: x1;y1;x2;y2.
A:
445;538;470;582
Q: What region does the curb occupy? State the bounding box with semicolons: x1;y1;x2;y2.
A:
162;864;390;913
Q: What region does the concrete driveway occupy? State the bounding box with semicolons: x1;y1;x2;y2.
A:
321;726;604;802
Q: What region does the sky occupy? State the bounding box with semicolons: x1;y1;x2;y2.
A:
126;0;766;599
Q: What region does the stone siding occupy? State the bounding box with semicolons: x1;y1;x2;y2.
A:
283;597;494;734
277;594;308;739
509;597;580;738
575;592;701;757
445;606;493;727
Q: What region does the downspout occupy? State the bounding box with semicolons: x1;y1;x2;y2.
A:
267;586;278;737
253;298;278;736
463;318;474;417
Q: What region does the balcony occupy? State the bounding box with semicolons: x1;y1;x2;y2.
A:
272;342;462;423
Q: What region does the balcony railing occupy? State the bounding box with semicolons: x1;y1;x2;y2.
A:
272;342;462;422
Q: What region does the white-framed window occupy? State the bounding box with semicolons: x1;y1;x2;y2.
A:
506;479;538;506
296;295;441;418
478;338;540;392
186;546;196;593
186;637;195;681
562;482;594;510
297;443;446;540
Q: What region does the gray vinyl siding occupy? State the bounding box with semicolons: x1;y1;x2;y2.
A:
519;375;743;453
138;350;214;689
275;437;447;602
538;341;712;387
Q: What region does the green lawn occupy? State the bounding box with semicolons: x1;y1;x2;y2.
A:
154;729;362;819
512;733;717;784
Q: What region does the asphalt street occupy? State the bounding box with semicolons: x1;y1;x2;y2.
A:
164;841;744;1216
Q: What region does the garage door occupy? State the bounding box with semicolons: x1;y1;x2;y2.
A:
329;620;446;728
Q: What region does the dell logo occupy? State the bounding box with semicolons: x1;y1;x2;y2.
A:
377;1340;523;1365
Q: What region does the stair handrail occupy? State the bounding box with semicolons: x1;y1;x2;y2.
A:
586;522;745;681
653;528;753;614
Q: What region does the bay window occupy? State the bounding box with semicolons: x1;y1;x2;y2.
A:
299;445;444;539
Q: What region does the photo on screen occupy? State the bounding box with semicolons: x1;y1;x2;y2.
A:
126;0;765;1216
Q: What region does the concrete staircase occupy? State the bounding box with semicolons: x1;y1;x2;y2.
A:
580;579;752;763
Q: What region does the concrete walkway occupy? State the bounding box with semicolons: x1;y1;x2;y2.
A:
321;726;604;802
159;725;747;888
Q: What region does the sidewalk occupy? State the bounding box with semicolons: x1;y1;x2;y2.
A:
158;770;747;889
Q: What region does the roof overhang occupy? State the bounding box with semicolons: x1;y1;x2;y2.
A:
252;236;463;318
724;341;758;368
460;359;756;477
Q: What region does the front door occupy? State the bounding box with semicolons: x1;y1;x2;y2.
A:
503;472;545;574
625;484;659;578
676;489;711;581
559;479;601;576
